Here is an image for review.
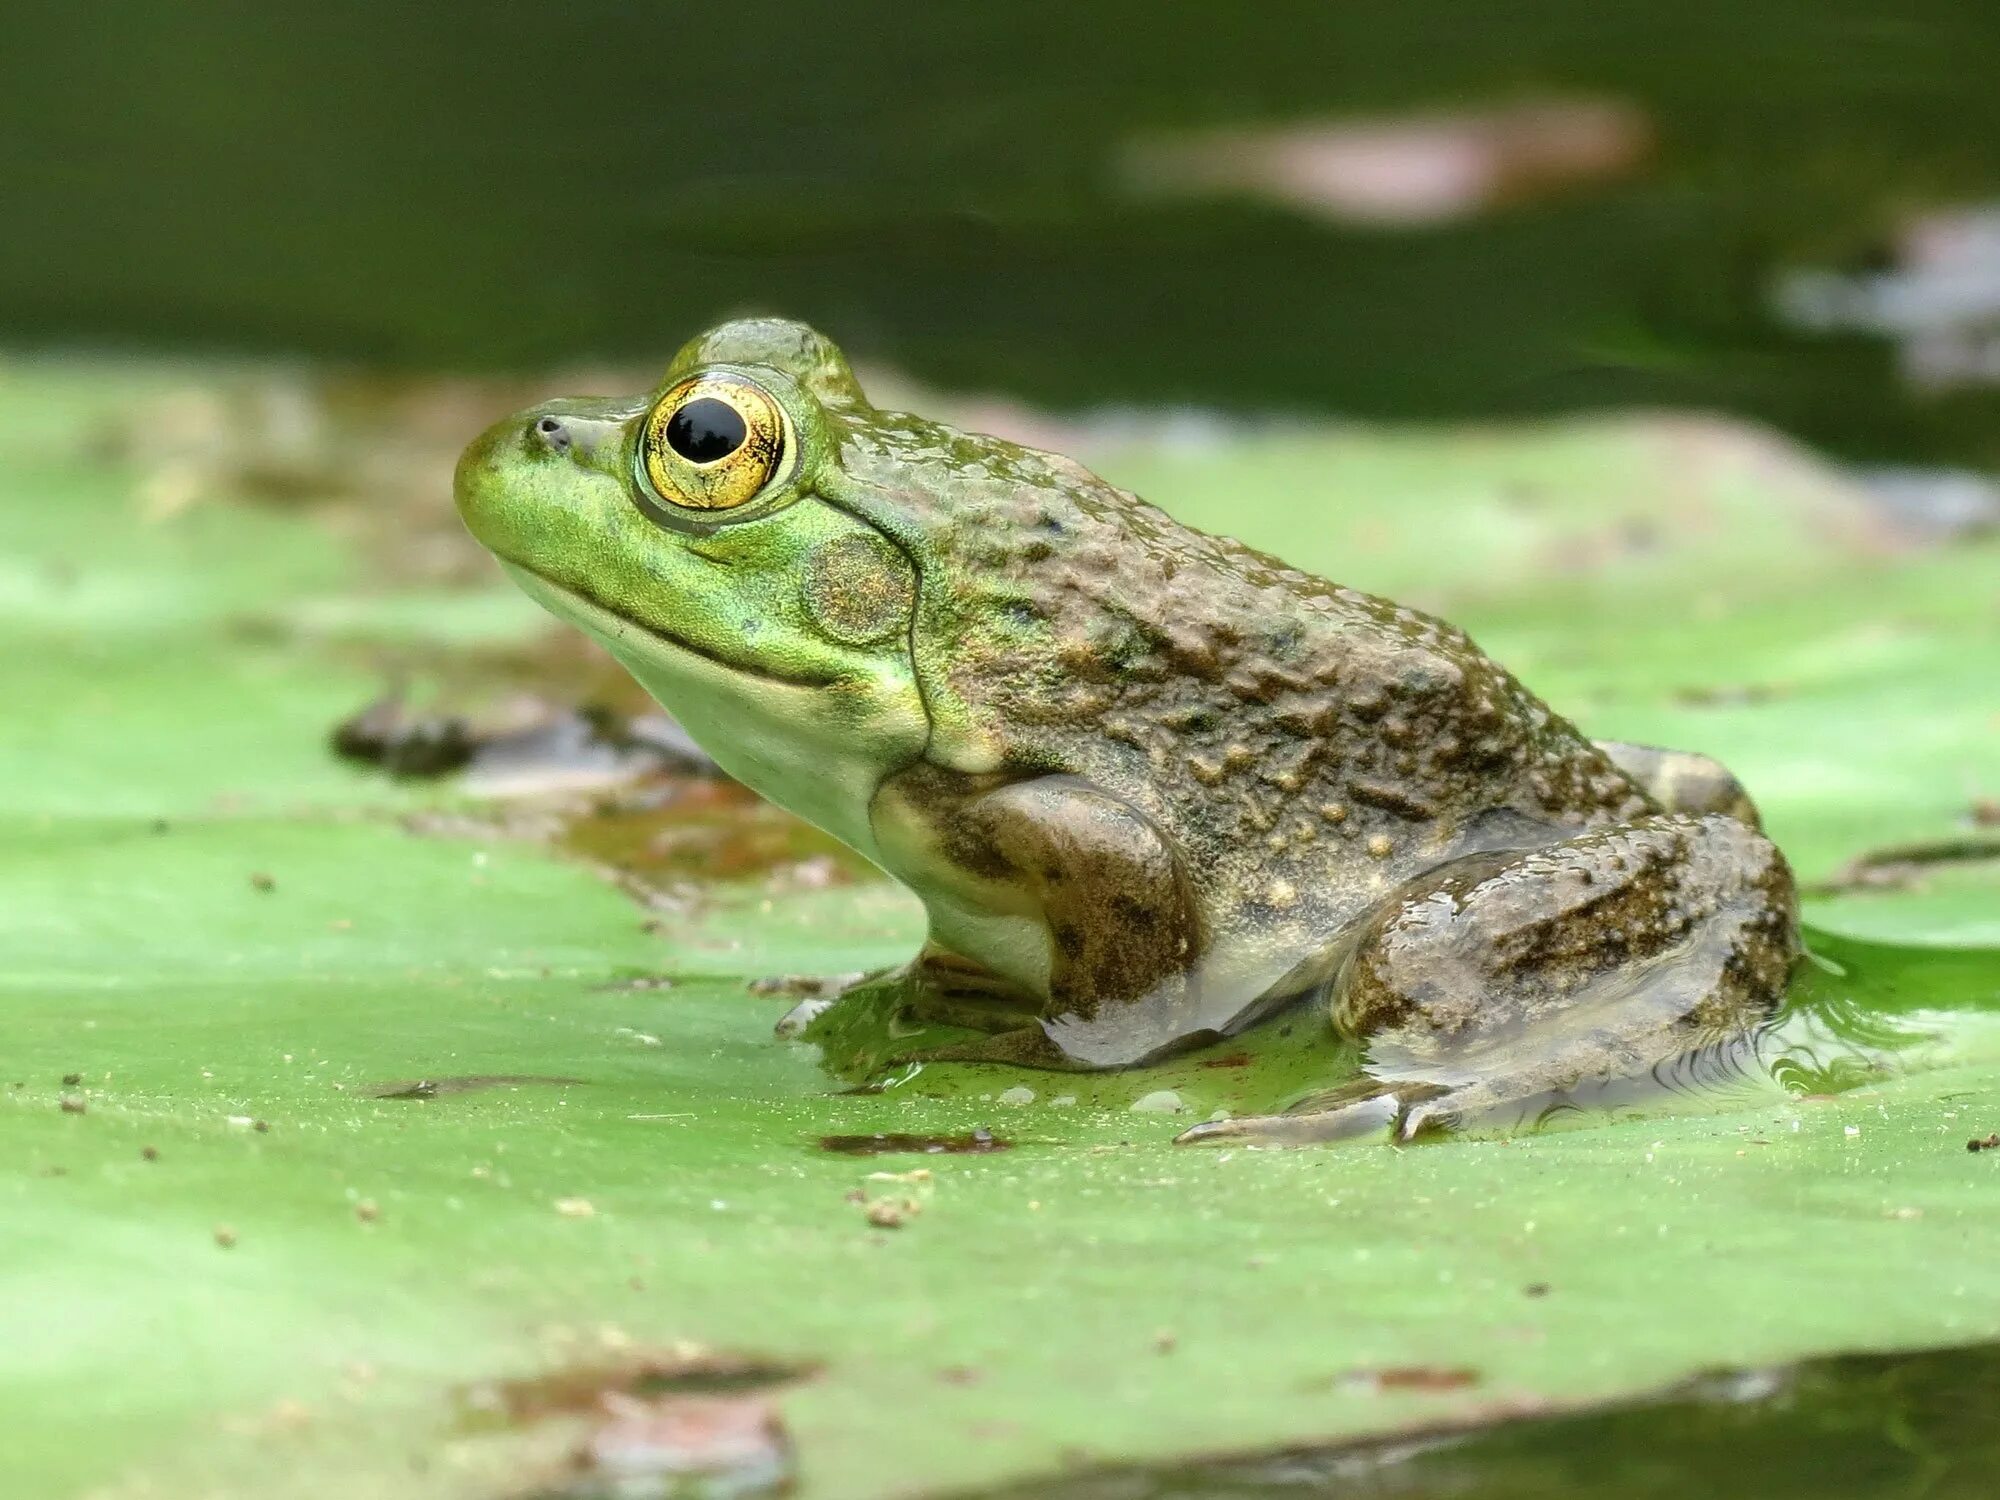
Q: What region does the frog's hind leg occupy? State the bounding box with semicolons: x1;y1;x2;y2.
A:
1176;812;1798;1147
1595;740;1763;827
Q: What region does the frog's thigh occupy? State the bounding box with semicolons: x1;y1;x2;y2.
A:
1177;813;1798;1146
962;776;1198;1053
1594;739;1763;827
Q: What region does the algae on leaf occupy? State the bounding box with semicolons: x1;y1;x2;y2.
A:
2;362;1997;1500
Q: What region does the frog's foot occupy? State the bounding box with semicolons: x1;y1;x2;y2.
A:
771;949;1027;1042
1175;1080;1456;1147
770;967;895;1039
779;948;1082;1078
1179;812;1798;1148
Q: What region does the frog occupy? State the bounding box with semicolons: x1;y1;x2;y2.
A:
454;318;1800;1145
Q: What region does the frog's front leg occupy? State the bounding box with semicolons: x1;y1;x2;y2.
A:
1177;812;1798;1146
949;775;1201;1066
797;773;1201;1073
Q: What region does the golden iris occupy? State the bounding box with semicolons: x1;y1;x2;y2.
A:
638;375;790;511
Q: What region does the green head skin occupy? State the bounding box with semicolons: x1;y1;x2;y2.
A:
454;320;932;863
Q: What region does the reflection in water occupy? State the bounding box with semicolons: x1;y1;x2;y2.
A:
957;1342;2000;1500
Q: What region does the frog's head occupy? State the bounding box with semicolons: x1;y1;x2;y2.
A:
454;319;932;858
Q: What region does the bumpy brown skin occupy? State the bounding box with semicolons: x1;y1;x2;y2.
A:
789;373;1801;1137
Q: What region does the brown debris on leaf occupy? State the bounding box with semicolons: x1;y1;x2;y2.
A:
863;1197;919;1229
1808;833;2000;896
1671;682;1789;709
819;1129;1009;1157
1968;1134;2000;1153
333;689;719;790
1337;1365;1482;1394
468;1347;817;1427
748;973;865;999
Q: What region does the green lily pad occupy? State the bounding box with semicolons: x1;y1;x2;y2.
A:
3;362;1997;1499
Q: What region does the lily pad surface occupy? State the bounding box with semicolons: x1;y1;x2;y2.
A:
2;361;1997;1499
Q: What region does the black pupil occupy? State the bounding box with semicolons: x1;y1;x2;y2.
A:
666;397;748;463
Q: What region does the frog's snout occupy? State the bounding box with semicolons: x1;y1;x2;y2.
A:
454;397;641;557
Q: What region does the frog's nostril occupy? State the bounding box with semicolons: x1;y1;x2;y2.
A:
531;414;573;454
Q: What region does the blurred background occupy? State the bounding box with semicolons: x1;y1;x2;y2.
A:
10;0;2000;487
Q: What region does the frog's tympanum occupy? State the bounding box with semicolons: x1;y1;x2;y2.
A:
455;319;1800;1145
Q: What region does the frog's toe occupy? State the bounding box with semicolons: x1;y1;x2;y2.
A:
773;996;838;1038
1173;1081;1448;1147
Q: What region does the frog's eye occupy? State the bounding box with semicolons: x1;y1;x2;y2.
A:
638;375;792;512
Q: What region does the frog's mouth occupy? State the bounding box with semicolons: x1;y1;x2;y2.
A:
501;563;929;866
502;564;844;690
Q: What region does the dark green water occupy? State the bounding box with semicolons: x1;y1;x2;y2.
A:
962;1343;2000;1500
10;3;2000;468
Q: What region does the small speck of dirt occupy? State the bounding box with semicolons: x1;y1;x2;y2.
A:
58;1095;86;1114
1154;1331;1179;1355
1968;1134;2000;1153
249;871;276;893
60;1072;81;1086
214;1225;238;1248
1971;798;1999;828
354;1199;380;1223
1339;1366;1482;1394
1198;1051;1254;1069
938;1365;982;1386
254;1118;270;1133
818;1129;1010;1156
140;1146;159;1162
361;1074;586;1100
1524;1282;1552;1298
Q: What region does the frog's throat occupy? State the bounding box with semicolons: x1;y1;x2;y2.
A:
500;563;843;690
499;563;922;865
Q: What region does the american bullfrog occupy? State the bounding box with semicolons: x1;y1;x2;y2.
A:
454;318;1800;1144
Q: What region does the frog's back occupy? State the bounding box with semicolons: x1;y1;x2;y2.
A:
834;414;1647;904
